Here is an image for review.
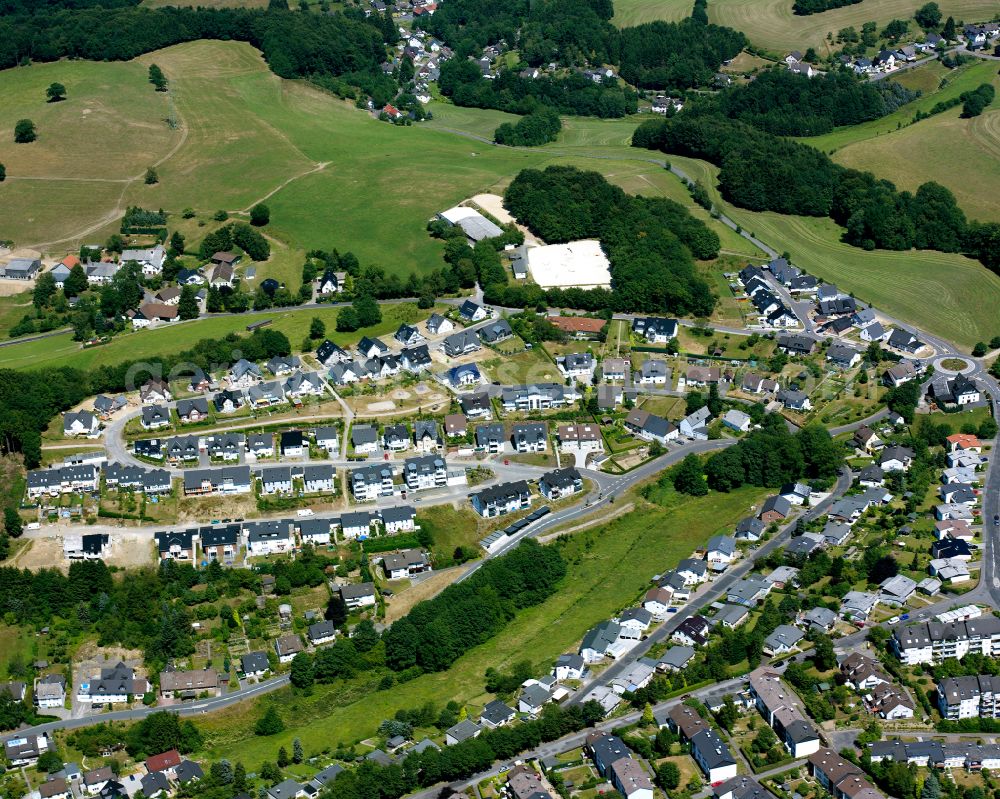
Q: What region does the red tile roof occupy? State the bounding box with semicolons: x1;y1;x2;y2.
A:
145;750;181;773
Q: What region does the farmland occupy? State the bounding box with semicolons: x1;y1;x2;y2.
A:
611;0;690;27
668;154;1000;349
0;41;543;273
827;65;1000;225
706;0;999;54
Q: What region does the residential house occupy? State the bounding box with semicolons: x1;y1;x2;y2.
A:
539;467;583;500
557;352;596;381
749;668;821;757
228;359;262;388
880;445;915;472
471;481;531;517
760;495;791;523
315;340;350;366
480;320;514;345
624;408;678;445
246;521;294;555
722;409;752;433
351;464;394;501
341;511;378;539
511;422;547;452
459;300;488;322
351;424;380;455
394;323;424;347
632;317;678;343
176;398;209;424
159;668;221;700
426;313;453;336
402;454;448;491
826;343;862;369
882;361;917;387
763;625;805;655
735;516;766;542
680;406;711;439
637;359;669;385
441;329;482;357
445;720;482;746
76;662;149;705
558;423;603;453
379;549;431;580
34;674;66;709
275;634;305;664
340;582;377;609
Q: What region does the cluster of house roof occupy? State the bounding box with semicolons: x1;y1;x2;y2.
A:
737;262;800;328
136;425;339;463
152;508;418;564
840;653;914;719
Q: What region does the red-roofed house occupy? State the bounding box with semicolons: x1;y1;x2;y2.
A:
383;104;403;120
549;316;607;338
947;434;982;453
146;749;181;775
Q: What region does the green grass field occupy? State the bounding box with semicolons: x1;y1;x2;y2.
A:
195;485;768;765
612;0;690;27
824;64;1000;225
706;0;998;54
668;154;1000;349
0;42;546;272
0;303;429;372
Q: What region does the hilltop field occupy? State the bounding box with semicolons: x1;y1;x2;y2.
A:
1;37;1000;351
613;0;999;52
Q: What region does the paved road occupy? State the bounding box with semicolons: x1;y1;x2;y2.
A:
18;674;292;739
567;466;853;704
402;677;748;799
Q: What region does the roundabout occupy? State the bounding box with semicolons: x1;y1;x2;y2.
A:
935;356;976;375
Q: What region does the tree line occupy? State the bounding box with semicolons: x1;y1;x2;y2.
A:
0;327;291;467
499;165;719;316
438;61;638;119
383;539;566;673
631;114;1000;273
699;415;842;492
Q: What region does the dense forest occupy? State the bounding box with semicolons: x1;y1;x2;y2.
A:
500;165;719;315
709;69;916;136
631;114;1000;272
0;5;389;83
618;20;745;89
438;61;638;118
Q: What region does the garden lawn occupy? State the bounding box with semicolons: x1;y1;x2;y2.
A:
0;303;430;371
195;485;768;766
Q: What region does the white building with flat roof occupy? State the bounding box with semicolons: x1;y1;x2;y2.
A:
526;240;612;289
